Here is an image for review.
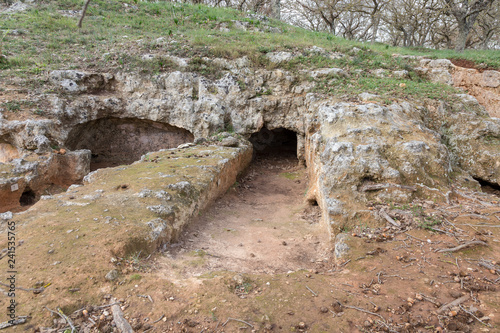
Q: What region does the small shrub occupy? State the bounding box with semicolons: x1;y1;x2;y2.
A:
130;274;142;281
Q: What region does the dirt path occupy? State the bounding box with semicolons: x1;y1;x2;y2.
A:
159;153;329;280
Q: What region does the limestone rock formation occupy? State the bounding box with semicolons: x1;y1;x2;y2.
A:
1;57;500;257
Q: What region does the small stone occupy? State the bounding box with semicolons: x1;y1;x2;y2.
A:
233;274;245;285
320;306;328;313
105;269;119;281
282;241;287;246
220;137;239;147
298;322;306;329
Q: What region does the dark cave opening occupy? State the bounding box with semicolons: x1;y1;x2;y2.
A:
308;198;319;206
65;118;194;171
19;188;37;206
249;127;298;159
474;177;500;196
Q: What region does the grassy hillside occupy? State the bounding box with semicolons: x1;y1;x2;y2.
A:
0;0;499;101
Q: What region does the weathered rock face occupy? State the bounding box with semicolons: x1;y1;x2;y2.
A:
417;58;500;118
0;142;20;163
416;59;456;86
49;70;114;94
0;150;90;213
438;95;500;184
65;117;194;170
12;141;253;254
2;58;500;252
453;68;500;118
304;100;459;243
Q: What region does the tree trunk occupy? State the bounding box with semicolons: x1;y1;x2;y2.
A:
455;22;469;52
78;0;92;28
371;15;380;43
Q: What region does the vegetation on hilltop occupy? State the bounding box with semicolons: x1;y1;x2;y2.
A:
0;0;498;102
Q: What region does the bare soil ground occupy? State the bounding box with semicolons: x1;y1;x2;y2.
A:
160;153;328;278
6;154;500;333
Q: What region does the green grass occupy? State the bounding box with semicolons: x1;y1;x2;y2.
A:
0;0;499;100
1;101;21;112
312;71;460;103
130;273;142;281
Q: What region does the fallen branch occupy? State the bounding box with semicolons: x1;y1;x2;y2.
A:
0;282;44;293
222;317;254;328
152;314;165;324
339;259;351;267
72;301;122;316
437;241;488;253
459;304;491;327
306;285;318;297
341;303;386;323
45;307;75;332
458;214;491;221
111;303;134;333
57;308;76;333
478;260;500;275
380;209;401;227
437;294;469;314
0;316;28;329
418;293;441;307
454;189;494;207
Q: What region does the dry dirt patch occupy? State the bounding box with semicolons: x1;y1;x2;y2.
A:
160;153;329;280
2;151;500;333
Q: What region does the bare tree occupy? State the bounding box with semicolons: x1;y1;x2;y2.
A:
351;0;388;42
430;14;457;48
473;1;500;48
296;0;354;34
441;0;497;51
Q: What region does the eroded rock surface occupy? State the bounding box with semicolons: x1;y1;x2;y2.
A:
1;59;500;253
417;58;500;118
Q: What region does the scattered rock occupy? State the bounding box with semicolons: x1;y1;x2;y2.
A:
105;269;119;281
265;52;295;64
359;92;380;101
233;274;245;285
220;137;239;147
